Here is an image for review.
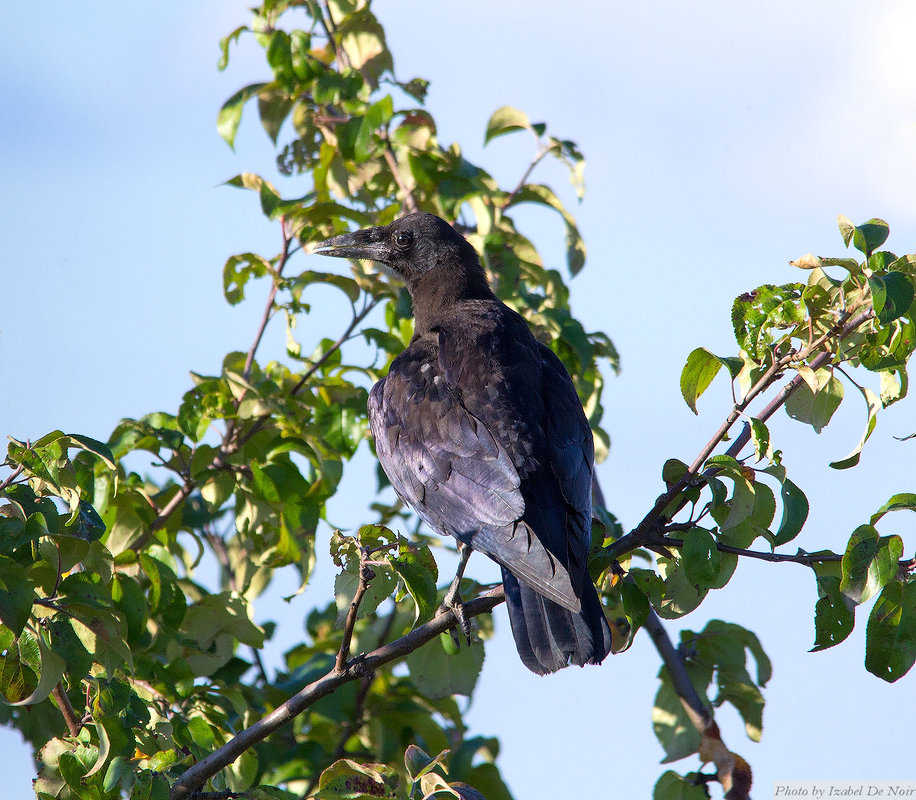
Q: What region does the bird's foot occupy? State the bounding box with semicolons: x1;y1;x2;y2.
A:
440;586;472;647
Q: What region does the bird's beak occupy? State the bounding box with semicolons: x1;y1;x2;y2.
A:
314;226;389;263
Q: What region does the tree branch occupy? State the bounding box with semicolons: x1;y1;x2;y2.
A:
606;308;875;562
655;529;844;565
169;588;505;800
51;684;82;737
303;601;400;797
642;609;712;734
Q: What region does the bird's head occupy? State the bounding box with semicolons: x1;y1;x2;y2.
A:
315;212;487;296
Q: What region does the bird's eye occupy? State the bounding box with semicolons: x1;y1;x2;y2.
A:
393;230;413;249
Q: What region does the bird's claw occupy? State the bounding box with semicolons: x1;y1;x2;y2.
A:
440;593;472;647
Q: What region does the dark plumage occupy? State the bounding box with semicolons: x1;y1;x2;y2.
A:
316;212;612;674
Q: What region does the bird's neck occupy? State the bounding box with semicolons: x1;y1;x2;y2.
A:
410;267;496;335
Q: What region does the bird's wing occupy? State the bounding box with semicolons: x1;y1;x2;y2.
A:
538;341;595;580
368;341;579;610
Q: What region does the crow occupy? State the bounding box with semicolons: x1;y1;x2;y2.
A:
316;211;612;674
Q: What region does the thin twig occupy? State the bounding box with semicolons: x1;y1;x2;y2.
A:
502;147;550;210
384;146;419;215
606;308;874;561
51;685;82;737
242;218;293;383
656;530;843;565
335;556;373;673
0;464;25;493
302;601;400;797
320;0;349;70
289;298;378;396
129;479;196;553
169;588;505;800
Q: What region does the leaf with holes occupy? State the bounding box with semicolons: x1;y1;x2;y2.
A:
865;579;916;682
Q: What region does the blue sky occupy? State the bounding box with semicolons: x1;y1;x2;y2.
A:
2;2;915;798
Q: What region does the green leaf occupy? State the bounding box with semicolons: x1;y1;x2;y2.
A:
111;574;148;646
6;629;66;707
217;83;268;148
839;525;903;605
784;369;844;433
65;434;116;471
810;574;855;652
103;755;131;795
354;96;393;162
829;386;880;469
837;214;857;247
749;417;772;462
404;744;449;782
223;253;271;305
200;471;235;512
406;635;484;699
772;478;808;547
259;182;283;218
715;664;765;741
0;628;35;704
315;759;399;800
879;368;908;407
505;184;586;274
0;556;35;636
731;283;805;362
865;579;916;682
661;458;689;488
654;557;707;619
870;492;916;525
680;529;721;590
679;348;742;414
6;437;62;490
390;541;438;625
721;472;756;531
258;92;294;145
338;8;392;87
652;671;705;762
869;271;915;324
850;217;890;257
334;561;397;624
217;25;247;71
653;771;708;800
266;31;293;81
484;106;534;143
290;270;362;304
613;581;650;653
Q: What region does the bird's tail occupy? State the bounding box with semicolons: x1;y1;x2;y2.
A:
501;567;613;675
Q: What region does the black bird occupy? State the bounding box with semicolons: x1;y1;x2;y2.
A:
316;212;613;674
